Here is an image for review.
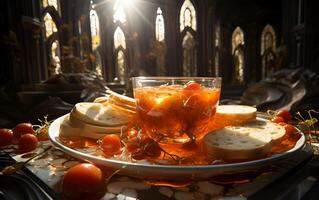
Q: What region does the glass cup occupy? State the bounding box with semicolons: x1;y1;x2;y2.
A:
132;77;221;144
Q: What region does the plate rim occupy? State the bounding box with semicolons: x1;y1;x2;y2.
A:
49;114;306;171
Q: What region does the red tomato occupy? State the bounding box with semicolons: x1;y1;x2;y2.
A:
18;133;38;153
100;134;122;156
0;128;14;147
276;109;292;123
183;81;202;91
62;163;106;200
284;124;298;135
126;143;139;153
14;123;34;139
271;116;285;123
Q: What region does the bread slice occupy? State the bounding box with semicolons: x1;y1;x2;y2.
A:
212;105;257;129
246;120;286;144
70;102;133;127
60;115;124;139
109;92;136;108
204;121;273;160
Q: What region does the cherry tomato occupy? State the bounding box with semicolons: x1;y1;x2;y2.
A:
18;133;38;153
276;109;292;123
14;123;34;139
62;163;106;200
0;128;14;147
271;116;285;123
100;134;122;156
126;143;139;153
284;124;298;135
183;81;202;91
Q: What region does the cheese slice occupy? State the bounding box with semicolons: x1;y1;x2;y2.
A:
70;102;133;127
212;105;257;129
204;120;274;160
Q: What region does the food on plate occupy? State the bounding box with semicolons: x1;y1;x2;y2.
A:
276;109;292;123
70;102;133;127
211;105;257;129
62;163;106;200
271;116;285;123
134;83;220;142
204;119;287;160
204;122;272;160
100;134;122;156
60;92;136;139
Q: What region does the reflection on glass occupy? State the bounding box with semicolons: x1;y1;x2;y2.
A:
90;9;100;50
44;13;58;38
180;0;196;32
155;7;165;42
182;31;197;76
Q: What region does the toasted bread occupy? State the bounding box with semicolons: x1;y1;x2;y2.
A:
70;102;133;127
60;115;125;139
212;105;257;129
204;120;273;160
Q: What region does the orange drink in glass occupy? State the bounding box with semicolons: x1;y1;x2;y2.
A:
132;77;221;145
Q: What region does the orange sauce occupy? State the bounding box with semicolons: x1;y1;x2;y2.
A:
134;85;220;143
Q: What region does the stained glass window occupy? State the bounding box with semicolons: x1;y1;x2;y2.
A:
44;13;58;38
182;31;197;76
261;24;277;78
231;26;245;83
180;0;196;32
114;27;126;49
114;26;126;84
113;0;126;23
232;27;244;54
94;51;103;76
90;9;100;50
261;24;276;55
155;7;165;42
50;40;61;75
43;0;59;10
116;50;126;84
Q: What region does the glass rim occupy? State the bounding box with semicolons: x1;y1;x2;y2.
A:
131;76;222;81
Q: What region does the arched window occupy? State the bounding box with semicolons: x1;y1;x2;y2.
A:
114;27;126;49
180;0;196;32
180;0;197;76
49;40;61;75
94;51;103;76
114;27;126;84
154;7;166;75
155;8;165;42
182;31;197;76
261;25;276;55
90;9;100;50
44;13;58;38
113;0;126;23
261;24;277;78
43;0;59;10
231;26;245;83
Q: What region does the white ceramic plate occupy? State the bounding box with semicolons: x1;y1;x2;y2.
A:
49;114;306;180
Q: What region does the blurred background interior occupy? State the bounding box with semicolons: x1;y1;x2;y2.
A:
0;0;318;127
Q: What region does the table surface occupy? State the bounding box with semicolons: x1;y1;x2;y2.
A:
1;141;319;200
